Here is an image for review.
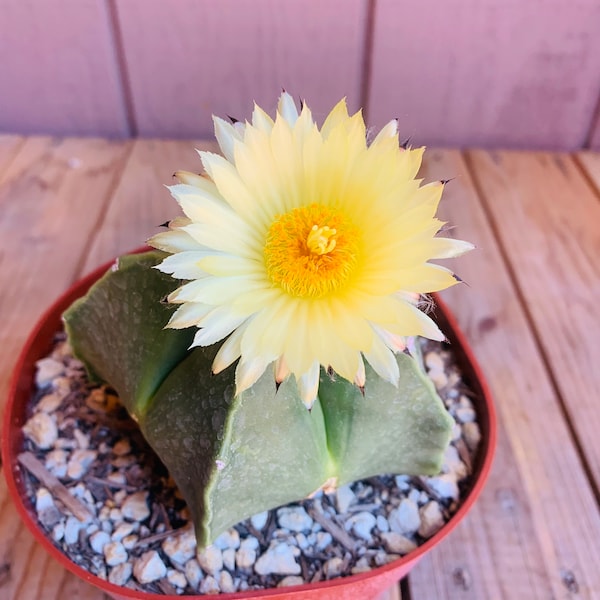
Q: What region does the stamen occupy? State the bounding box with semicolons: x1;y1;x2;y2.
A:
307;225;337;255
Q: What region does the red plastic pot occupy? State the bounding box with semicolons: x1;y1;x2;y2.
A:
2;253;496;600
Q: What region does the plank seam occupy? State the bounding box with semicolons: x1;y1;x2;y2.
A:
462;150;600;508
71;141;136;281
399;575;411;600
571;154;600;202
360;0;377;124
582;87;600;150
104;0;138;137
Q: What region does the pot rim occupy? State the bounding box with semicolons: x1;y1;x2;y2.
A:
2;249;496;599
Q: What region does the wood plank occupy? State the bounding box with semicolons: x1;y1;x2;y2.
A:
114;0;368;137
0;135;24;175
407;150;600;598
466;150;600;492
367;0;600;150
575;151;600;194
0;0;128;136
81;139;219;273
587;106;600;150
0;138;130;599
408;428;552;599
0;137;132;406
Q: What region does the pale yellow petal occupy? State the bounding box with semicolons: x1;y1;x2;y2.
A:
212;320;251;374
363;335;400;386
213;116;243;164
235;357;274;395
169;274;266;305
277;91;299;125
167;302;213;329
155;250;213;280
297;361;320;409
191;309;249;347
147;227;202;253
251;103;275;132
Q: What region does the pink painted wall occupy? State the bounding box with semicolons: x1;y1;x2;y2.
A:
1;0;599;149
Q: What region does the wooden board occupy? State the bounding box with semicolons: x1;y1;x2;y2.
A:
575;151;600;193
466;151;600;493
0;0;128;137
80;139;218;273
0;137;129;599
409;150;600;598
0;136;24;175
114;0;368;137
367;0;600;150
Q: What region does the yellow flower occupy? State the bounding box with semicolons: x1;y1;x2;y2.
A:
148;93;473;408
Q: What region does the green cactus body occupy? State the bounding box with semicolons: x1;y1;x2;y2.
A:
64;252;454;547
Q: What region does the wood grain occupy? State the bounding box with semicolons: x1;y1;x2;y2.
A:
80;139;218;273
413;150;600;598
0;136;24;175
575;151;600;194
0;137;132;406
465;150;600;494
0;137;129;599
114;0;368;137
0;0;128;137
367;0;600;150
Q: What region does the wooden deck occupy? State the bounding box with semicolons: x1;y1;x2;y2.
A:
0;136;599;599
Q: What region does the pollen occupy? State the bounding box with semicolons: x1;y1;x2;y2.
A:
264;203;360;298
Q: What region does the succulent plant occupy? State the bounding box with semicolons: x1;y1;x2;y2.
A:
64;93;471;547
65;251;453;546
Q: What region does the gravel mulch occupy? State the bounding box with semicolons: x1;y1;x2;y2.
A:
19;333;481;595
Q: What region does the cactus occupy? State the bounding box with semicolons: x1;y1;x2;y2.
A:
64;251;454;547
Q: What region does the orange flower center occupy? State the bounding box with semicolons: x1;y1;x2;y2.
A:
264;203;359;298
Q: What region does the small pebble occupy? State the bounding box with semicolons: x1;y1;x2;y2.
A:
376;515;389;533
66;449;97;479
112;522;135;542
167;568;188;589
345;511;376;541
335;484;356;513
463;422;482;451
250;511;268;531
279;575;305;587
162;524;196;565
456;406;476;423
133;550;167;584
197;545;223;575
219;570;236;593
104;541;128;566
223;548;236;571
276;506;312;532
254;543;301;576
89;530;111;554
324;557;344;578
200;576;220;594
64;516;84;544
112;438;131;456
36;392;63;413
109;562;132;586
380;532;417;554
315;531;332;551
185;558;203;589
388;499;420;535
214;527;240;550
427;474;459;501
121;491;150;521
418;501;445;538
35;358;65;386
23;412;58;449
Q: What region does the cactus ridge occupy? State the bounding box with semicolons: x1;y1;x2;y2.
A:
64;252;453;547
